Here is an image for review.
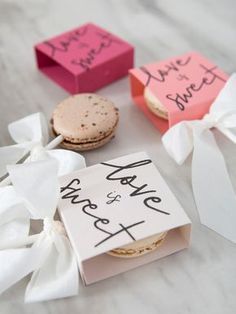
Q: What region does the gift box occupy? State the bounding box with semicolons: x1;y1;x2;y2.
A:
129;52;228;133
35;23;134;93
58;152;191;285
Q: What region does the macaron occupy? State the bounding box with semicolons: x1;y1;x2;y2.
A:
144;88;168;120
52;94;119;151
107;231;168;258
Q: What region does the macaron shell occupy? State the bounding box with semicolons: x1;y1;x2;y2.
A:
52;94;119;144
144;88;168;120
146;100;168;120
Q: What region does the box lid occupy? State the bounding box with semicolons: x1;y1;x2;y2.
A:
35;23;134;75
129;52;228;132
58;152;190;262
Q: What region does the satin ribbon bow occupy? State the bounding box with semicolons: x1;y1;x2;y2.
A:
0;158;78;302
162;73;236;243
0;112;86;184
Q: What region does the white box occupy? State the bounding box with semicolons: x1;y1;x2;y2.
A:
58;152;191;284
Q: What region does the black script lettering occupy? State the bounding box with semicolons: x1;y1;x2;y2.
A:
60;178;95;208
44;26;88;57
101;159;169;215
144;196;169;215
60;178;145;247
61;178;114;237
106;191;121;204
166;65;226;110
177;74;189;81
140;56;191;86
71;32;121;71
95;221;145;247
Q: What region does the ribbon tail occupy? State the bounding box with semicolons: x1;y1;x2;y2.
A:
0;145;27;178
192;129;236;243
25;234;78;303
0;186;30;247
8;159;60;219
0;207;30;248
162;121;194;165
0;244;48;295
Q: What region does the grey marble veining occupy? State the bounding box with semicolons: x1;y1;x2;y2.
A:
0;0;236;313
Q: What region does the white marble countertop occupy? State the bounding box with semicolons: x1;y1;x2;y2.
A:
0;0;236;313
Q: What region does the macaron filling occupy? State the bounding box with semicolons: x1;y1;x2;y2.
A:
107;231;168;258
52;118;118;145
144;87;168;120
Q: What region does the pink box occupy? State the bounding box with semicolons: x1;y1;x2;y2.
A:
58;152;191;285
35;23;134;93
129;52;228;133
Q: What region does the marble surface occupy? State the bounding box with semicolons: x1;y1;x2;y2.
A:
0;0;236;313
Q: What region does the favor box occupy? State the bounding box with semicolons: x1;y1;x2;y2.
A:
35;23;134;93
58;152;191;285
129;52;228;133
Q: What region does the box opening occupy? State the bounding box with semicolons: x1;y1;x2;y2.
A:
35;48;77;94
80;225;190;285
129;71;170;133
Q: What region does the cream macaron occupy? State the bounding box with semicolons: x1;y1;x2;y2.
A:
52;94;119;151
107;231;168;258
144;88;168;120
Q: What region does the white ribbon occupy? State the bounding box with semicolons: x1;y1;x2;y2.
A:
0;112;86;184
0;186;30;249
0;158;78;302
162;73;236;243
0;112;48;177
